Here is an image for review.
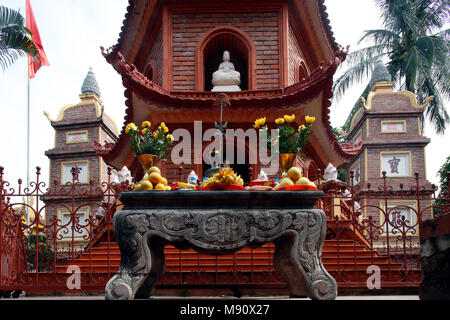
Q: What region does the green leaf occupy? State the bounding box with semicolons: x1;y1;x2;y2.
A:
0;5;39;71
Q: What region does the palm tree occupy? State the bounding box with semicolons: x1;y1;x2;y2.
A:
0;5;39;71
333;0;450;134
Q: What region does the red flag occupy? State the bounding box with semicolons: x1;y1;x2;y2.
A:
26;0;49;78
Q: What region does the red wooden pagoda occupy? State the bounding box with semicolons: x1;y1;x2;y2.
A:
87;0;410;294
95;0;356;181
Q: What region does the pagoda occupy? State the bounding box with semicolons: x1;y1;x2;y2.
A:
52;0;423;294
342;61;434;251
95;0;355;181
43;68;119;248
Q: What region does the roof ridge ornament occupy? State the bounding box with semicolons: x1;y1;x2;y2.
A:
81;67;101;98
371;60;391;84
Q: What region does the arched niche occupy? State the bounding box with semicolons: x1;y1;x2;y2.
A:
296;60;309;83
196;26;256;91
143;59;157;83
297;156;319;182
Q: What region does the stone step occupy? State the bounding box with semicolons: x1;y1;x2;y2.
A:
55;261;408;273
56;239;401;274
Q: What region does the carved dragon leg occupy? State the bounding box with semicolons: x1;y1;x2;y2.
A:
105;212;153;300
134;238;166;299
273;233;309;298
274;210;337;300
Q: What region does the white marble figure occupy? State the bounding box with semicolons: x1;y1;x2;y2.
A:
211;51;241;92
117;166;132;183
258;169;269;181
323;163;338;181
187;170;199;184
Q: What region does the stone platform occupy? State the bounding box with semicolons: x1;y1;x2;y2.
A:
105;191;337;300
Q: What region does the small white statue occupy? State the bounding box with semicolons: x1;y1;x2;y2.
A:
212;50;241;92
257;169;269;181
187;170;199;185
323;163;338;181
117;166;132;183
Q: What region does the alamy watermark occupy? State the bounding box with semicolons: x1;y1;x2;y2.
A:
366;265;381;290
66;265;81;290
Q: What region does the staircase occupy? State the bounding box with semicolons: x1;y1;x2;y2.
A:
55;239;410;276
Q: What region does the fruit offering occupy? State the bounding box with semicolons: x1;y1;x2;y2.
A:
201;168;244;188
173;182;198;190
134;166;172;191
273;166;316;190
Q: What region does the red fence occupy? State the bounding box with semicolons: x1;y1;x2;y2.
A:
1;165;448;295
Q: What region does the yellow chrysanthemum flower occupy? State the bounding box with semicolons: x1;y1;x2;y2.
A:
284;114;295;123
125;123;138;134
153;131;159;139
141;121;151;128
141;128;149;135
275;118;285;125
298;124;306;132
305;115;316;124
160;122;169;133
254;117;266;129
167;134;174;142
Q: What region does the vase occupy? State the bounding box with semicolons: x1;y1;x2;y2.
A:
279;153;296;177
138;154;160;172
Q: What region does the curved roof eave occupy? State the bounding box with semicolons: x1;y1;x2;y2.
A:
95;51;355;169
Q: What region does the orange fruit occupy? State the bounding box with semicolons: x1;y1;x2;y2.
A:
141;180;153;190
295;177;310;185
160;177;168;186
147;166;161;175
288;167;302;181
155;183;166;190
149;172;162;185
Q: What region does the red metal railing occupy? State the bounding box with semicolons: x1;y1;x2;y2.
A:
1;165;448;295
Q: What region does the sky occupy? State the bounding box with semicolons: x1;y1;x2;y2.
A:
0;0;448;190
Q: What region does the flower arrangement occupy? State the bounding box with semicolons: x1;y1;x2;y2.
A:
125;121;174;158
253;114;315;154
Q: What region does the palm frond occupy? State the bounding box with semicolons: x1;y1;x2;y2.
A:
377;0;420;35
0;5;25;29
426;57;450;100
342;81;374;130
337;0;449;134
0;5;39;71
333;54;385;102
434;28;450;40
420;76;449;134
416;0;450;33
358;29;401;46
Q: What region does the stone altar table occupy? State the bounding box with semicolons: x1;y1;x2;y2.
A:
105;191;337;300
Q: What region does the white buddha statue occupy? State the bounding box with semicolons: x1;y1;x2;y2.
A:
211;50;241;92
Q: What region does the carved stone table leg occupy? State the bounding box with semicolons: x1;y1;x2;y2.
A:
274;210;337;300
135;239;166;299
105;205;337;300
105;211;163;300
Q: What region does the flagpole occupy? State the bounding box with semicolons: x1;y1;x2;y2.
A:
26;76;31;227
